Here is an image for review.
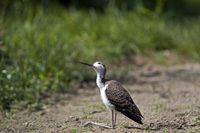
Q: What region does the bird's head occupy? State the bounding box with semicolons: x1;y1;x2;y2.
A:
79;61;106;76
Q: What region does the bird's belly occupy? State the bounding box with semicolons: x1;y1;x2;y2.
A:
100;87;115;110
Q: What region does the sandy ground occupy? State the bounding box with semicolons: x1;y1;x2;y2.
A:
1;56;200;133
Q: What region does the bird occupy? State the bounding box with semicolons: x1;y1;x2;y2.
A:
80;61;143;129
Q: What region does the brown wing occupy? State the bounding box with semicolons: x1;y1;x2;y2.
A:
105;80;143;124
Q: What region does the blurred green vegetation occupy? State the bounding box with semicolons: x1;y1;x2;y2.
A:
0;0;200;110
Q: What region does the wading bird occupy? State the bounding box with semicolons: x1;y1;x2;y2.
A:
80;61;143;129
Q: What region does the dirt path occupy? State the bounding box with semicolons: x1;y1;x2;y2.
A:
1;58;200;132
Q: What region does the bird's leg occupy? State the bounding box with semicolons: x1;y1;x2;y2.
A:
114;111;117;127
111;110;115;129
83;110;115;129
83;121;112;129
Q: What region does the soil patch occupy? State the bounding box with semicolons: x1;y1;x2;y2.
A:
1;57;200;132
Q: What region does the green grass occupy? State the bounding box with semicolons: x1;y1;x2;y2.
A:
70;129;78;133
62;122;67;129
194;116;200;126
1;4;200;110
80;109;92;118
142;125;152;132
193;96;199;101
150;104;163;111
120;122;130;128
5;109;14;120
90;104;105;111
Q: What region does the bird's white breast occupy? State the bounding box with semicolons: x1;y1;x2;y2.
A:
100;85;115;110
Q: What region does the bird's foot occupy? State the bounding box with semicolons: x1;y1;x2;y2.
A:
83;121;114;129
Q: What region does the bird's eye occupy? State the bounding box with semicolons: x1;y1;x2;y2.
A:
98;62;100;64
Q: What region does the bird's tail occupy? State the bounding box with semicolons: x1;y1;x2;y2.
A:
116;106;143;124
121;111;143;124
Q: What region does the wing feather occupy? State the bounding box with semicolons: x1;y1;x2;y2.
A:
105;80;143;124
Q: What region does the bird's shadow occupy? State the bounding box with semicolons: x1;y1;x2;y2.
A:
124;126;160;131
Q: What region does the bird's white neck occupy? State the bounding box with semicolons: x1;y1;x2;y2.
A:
96;72;105;89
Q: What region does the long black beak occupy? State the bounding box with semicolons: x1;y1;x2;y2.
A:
79;62;93;67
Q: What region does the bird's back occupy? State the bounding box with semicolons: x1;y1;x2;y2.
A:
105;80;143;124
